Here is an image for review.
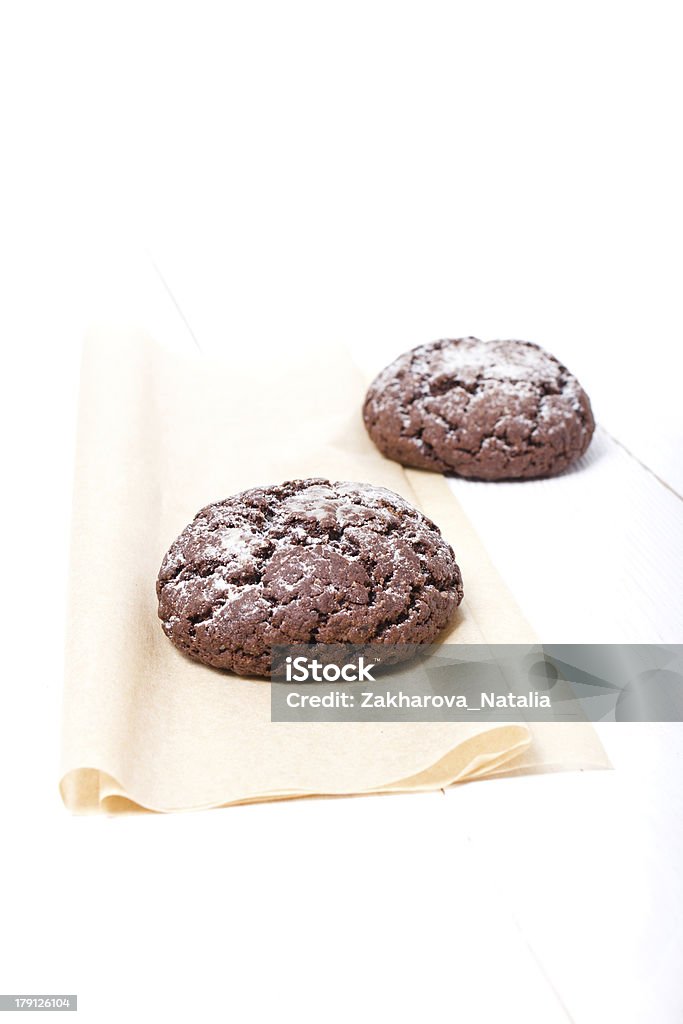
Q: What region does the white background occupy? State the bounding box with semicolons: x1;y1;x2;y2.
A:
1;2;682;1022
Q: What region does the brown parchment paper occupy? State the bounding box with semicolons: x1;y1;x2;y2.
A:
60;331;607;813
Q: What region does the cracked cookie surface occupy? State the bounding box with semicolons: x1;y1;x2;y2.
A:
157;479;463;677
363;338;595;480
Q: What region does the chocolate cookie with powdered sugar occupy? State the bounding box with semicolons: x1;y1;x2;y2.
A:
157;479;463;677
363;338;595;480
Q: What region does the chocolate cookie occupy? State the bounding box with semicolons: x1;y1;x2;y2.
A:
363;338;595;480
157;479;463;677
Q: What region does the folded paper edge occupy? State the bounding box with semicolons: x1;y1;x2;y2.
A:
59;724;532;814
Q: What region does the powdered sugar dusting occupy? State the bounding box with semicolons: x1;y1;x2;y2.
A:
417;337;563;385
283;485;340;521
